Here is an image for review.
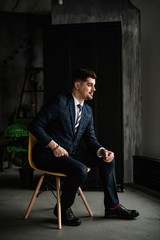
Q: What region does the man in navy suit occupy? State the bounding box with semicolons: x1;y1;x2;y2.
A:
29;68;139;226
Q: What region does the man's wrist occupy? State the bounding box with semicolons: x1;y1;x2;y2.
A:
97;147;105;158
51;144;59;151
47;140;59;151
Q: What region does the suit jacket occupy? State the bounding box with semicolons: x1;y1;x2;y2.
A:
28;93;102;156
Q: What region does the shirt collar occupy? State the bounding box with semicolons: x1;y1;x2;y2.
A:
72;94;84;107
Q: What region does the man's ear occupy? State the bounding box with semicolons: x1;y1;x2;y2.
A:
74;81;80;90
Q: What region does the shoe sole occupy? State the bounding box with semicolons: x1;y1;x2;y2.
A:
105;212;139;220
63;220;81;226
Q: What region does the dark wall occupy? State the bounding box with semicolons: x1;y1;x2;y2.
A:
0;12;50;132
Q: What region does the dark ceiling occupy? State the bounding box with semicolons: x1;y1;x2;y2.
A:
0;0;52;15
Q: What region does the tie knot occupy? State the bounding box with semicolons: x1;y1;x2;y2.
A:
77;104;82;110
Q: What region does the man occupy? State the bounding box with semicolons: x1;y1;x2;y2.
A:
29;68;139;226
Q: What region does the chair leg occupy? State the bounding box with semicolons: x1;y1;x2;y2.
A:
56;177;62;229
78;187;93;216
24;174;45;219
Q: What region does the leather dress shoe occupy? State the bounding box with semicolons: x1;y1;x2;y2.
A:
105;204;139;220
54;205;81;226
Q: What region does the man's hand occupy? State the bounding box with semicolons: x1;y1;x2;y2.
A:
100;149;114;163
47;140;69;157
52;145;69;158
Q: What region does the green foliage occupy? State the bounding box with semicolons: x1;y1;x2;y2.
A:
11;152;29;169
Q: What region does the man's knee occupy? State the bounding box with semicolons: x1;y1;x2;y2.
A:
78;164;88;180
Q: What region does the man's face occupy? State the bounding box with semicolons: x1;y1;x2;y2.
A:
76;77;96;101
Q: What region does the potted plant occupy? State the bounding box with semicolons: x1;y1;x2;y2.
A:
4;123;34;188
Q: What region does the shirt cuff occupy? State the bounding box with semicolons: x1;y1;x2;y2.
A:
97;147;105;158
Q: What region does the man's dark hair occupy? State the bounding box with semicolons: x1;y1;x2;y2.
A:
71;68;97;84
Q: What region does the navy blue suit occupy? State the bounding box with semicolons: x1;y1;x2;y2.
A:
29;93;119;210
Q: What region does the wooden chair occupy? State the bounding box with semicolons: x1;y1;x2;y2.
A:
24;132;93;229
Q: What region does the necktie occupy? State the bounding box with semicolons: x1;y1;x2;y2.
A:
75;104;82;133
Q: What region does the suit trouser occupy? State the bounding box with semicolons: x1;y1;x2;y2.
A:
33;147;119;211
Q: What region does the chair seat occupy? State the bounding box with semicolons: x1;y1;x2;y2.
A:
33;166;67;177
32;165;91;178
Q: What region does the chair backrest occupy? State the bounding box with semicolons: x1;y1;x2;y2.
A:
28;132;38;170
28;132;67;176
